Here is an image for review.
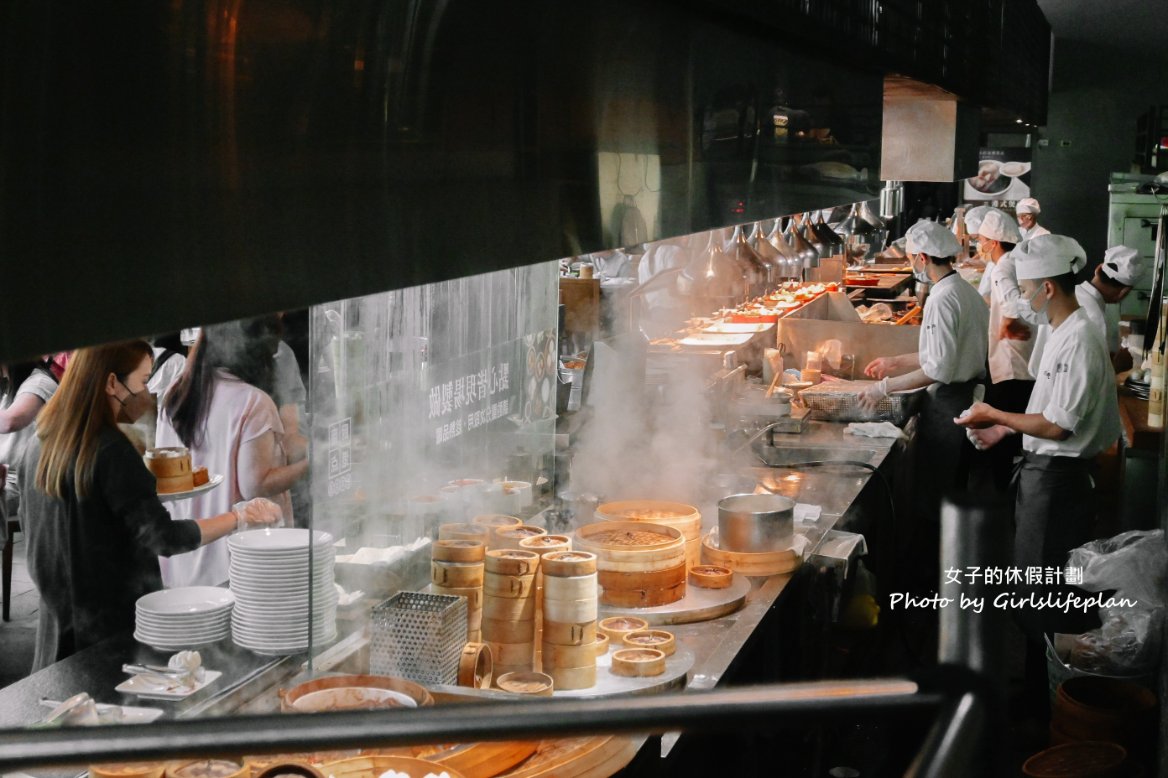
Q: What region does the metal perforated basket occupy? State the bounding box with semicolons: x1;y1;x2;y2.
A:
370;591;467;685
798;380;923;426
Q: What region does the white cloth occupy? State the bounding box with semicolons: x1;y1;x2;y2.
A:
977;267;993;298
1019;224;1051;241
1014;234;1085;280
1028;281;1110;374
1023;308;1120;458
1101;245;1144;286
156;369;291;587
978;208;1022;244
906;219;962;258
987;254;1036;383
919;272;990;384
845;421;907;440
0;370;58;499
147;347;187;428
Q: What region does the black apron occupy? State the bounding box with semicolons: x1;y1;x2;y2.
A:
1012;451;1103;639
911;379;981;521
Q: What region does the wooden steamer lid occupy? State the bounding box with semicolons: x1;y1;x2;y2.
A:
472;514;523;529
495;525;547;550
598;616;649;642
496;670;554;696
457;642;493;689
575;522;685;570
622;630;676;656
689;564;733;589
432;539;486;563
594;632;610;655
610;648;667;678
594;500;701;539
540;550;597;577
484;549;541;576
519;534;572;555
438;523;490;543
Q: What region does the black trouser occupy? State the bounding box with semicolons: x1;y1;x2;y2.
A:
1012;451;1102;640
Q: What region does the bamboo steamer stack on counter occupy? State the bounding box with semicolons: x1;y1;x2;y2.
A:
481;549;541;677
430;539;486;643
594;500;702;572
539;550;599;690
493;524;547;551
518;533;573;669
471;513;522;550
575;521;687;607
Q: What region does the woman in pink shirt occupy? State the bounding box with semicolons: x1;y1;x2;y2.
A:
156;319;308;587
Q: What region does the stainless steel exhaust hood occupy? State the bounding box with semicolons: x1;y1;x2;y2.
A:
879;76;979;183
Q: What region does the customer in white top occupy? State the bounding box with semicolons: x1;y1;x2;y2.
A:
861;221;989;582
1029;245;1145;370
0;362;62;541
957;234;1119;638
156;319;308;587
1015;197;1050;240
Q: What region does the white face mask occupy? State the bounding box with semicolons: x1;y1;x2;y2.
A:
1024;283;1051;326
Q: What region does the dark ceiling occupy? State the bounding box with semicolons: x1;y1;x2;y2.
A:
1036;0;1168;51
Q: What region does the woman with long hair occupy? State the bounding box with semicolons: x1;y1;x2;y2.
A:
21;341;280;670
157;318;308;587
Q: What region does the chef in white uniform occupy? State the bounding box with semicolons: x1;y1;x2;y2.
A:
958;204;995;298
1015;197;1050;240
956;234;1119;638
975;209;1034;489
1028;245;1146;371
862;221;989;579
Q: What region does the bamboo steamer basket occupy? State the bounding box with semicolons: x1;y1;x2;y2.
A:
322;755;469;778
540;641;598;669
494;663;536;680
481;593;536;621
90;764;167;778
486;640;535;667
545;664;597;691
480;617;536;644
472;514;522;549
574;522;685;572
457;642;493;689
496;671;553;696
689;565;733;589
701;530;800;576
484;549;541;576
251;763;325;778
542;620;597;646
594;633;609;655
598;617;648;644
495;525;547;551
599;580;686;608
542;597;598;624
540;551;597;577
519;534;572;555
482;572;536;598
432;585;484;611
595;500;702;570
165;761;247;778
597;561;686;608
498;736;637;778
610;648;666;678
279;674;433;712
622;630;676;656
432;539;485;563
430;561;485;588
438;523;490;544
542;573;598;602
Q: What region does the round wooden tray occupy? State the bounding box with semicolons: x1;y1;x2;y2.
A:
598;572;749;626
701;529;806;577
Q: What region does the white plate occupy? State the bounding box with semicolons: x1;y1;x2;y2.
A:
233;633;337;655
136;587;234;615
157;474;225;503
133;633;229;651
115;669;222;700
677;333;754;347
702;322;774;334
228;529;333;553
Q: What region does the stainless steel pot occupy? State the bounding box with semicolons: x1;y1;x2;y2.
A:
717;493;794;552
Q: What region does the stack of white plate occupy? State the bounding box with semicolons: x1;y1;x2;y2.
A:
228;528;337;655
134;587;234;651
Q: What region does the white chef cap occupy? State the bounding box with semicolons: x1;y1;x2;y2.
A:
1015;197;1041;215
963;205;992;234
1101;245;1144;287
1014;234;1087;281
976;209;1022;243
905;219;962;258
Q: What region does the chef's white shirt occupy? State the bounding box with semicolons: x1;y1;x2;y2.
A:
919;271;990;384
987;254;1036;383
1027;281;1108;376
1019;224;1051;241
1023;307;1120;458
